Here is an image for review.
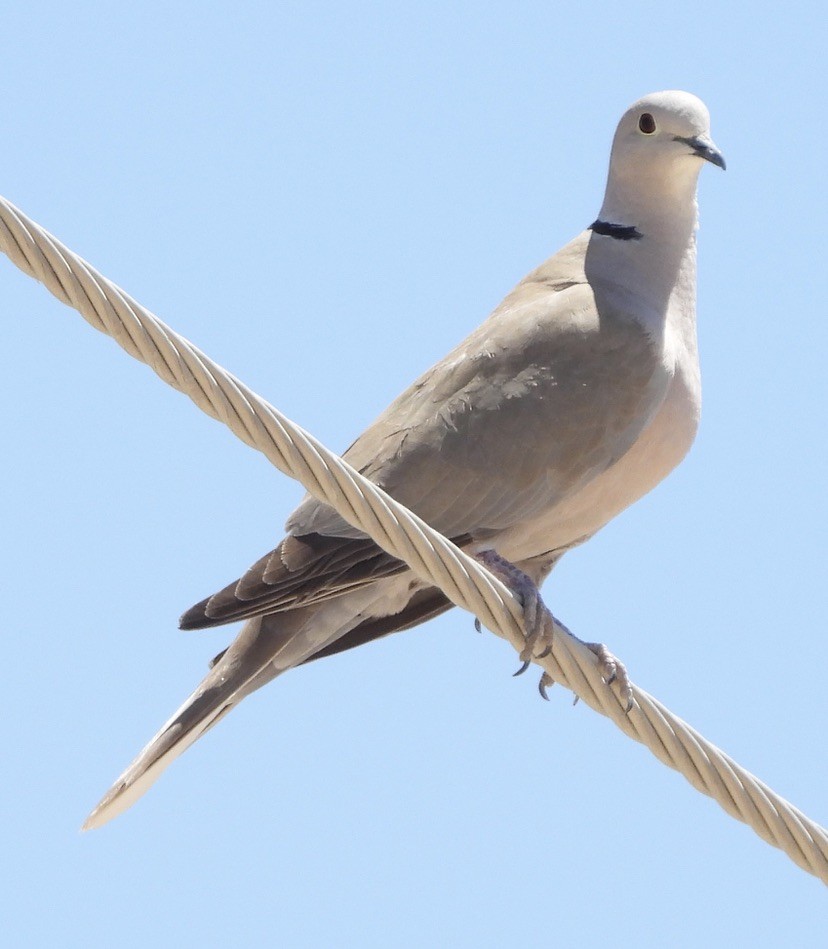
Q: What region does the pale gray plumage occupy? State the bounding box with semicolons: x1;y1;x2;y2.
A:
83;90;724;829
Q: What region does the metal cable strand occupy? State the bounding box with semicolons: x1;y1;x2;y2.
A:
2;194;826;883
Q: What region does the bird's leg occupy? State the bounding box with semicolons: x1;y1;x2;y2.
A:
474;549;634;711
474;549;555;675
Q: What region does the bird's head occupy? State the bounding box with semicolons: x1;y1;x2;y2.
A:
599;91;725;231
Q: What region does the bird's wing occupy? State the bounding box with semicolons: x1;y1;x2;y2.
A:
182;233;668;630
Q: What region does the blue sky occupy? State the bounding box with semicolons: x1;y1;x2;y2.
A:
2;2;826;946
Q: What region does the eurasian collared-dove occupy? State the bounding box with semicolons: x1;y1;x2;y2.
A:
84;90;725;829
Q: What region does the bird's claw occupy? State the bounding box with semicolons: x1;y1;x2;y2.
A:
538;672;555;700
583;641;634;712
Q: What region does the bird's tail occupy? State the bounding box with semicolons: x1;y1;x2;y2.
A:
83;583;392;830
82;614;285;831
83;678;239;830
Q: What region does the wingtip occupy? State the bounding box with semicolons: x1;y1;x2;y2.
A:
179;599;210;630
179;593;236;630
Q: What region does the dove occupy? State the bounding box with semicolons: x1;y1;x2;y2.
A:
83;90;725;829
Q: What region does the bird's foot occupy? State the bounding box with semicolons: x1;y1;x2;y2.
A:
473;549;634;712
474;548;555;678
577;641;634;712
536;638;634;710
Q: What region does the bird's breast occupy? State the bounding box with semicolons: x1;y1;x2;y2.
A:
494;342;701;564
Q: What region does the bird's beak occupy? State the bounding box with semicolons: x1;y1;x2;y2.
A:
675;134;727;171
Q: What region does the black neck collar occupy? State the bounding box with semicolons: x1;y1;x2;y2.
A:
589;220;642;241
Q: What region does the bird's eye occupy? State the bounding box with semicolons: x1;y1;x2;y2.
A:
638;113;656;134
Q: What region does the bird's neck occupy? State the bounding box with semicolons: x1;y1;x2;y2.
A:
598;165;701;246
586;187;700;343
